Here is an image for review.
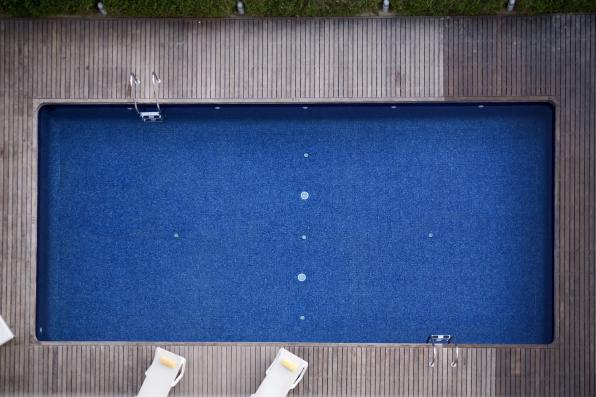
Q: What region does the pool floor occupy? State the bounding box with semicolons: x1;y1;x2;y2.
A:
36;103;554;343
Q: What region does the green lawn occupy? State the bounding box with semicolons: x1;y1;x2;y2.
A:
1;0;595;17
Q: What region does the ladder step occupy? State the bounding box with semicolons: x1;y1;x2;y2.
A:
140;111;163;122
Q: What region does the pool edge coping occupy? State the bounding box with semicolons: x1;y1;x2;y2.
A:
30;95;560;350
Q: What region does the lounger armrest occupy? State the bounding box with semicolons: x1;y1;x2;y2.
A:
171;359;186;387
290;365;307;390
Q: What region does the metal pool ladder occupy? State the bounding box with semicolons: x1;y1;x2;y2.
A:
129;72;163;122
427;334;459;368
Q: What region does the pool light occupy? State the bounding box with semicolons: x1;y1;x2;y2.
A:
236;1;245;15
382;0;390;13
97;2;107;15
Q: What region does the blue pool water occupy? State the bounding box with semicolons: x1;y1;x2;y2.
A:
37;104;554;343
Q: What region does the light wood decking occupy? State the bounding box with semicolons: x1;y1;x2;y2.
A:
0;15;594;396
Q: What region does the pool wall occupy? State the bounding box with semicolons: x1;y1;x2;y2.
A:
1;15;595;397
36;102;555;344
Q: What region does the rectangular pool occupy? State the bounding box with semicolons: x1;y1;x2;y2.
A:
37;103;554;343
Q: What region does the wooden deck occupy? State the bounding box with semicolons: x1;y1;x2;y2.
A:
0;15;594;396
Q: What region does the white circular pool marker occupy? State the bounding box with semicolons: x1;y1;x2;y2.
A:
304;153;309;158
297;273;307;282
301;235;307;240
300;191;309;200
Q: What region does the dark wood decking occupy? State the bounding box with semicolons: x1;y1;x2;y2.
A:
0;15;594;396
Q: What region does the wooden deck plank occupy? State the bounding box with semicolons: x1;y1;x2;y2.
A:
444;14;596;397
0;15;594;396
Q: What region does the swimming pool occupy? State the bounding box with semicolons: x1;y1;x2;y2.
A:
36;103;554;343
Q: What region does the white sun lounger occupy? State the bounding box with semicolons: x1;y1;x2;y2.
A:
0;315;14;346
137;348;186;397
252;348;308;397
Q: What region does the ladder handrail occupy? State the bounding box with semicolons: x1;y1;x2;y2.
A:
151;72;161;112
129;72;140;115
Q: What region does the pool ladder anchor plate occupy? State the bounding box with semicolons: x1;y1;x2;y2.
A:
129;71;163;122
427;334;459;368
